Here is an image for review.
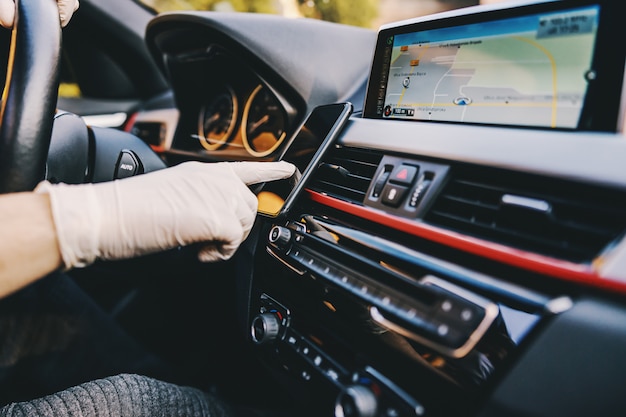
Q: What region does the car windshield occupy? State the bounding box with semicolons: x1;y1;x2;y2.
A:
137;0;516;29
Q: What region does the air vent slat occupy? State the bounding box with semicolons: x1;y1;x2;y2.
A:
429;209;604;261
314;179;368;202
434;195;616;240
426;168;626;263
439;194;500;211
308;147;383;205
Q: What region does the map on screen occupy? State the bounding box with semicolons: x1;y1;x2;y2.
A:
381;5;599;129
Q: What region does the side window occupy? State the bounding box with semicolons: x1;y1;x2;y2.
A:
60;30;138;100
55;13;169;122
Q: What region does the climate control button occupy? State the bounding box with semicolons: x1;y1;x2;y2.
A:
335;385;378;417
251;312;281;344
269;225;292;249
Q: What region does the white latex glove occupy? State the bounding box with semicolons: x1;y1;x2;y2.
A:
0;0;79;28
35;161;296;269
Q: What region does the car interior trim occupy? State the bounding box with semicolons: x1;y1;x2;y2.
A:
339;118;626;189
309;218;568;314
81;112;129;128
369;275;501;358
305;189;626;293
127;108;180;152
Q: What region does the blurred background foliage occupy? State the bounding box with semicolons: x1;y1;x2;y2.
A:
298;0;378;28
146;0;276;14
141;0;481;29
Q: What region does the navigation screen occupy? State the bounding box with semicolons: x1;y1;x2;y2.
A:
374;5;600;129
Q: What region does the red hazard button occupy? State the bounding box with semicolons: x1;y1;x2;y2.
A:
390;164;418;186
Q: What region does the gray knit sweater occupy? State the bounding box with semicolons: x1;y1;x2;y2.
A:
0;374;231;417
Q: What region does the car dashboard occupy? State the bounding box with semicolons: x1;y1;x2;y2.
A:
137;1;626;416
137;11;375;163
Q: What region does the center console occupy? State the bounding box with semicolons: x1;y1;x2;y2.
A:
244;1;623;415
245;138;576;417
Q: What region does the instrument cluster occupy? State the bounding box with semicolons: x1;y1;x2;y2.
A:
173;46;298;160
198;81;292;157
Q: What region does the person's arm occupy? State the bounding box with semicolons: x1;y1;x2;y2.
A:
0;161;295;298
0;192;62;297
0;0;80;297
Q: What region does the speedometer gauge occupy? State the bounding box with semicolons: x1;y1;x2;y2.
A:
197;86;237;151
241;84;287;157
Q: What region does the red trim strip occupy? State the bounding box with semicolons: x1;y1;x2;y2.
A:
122;112;138;133
149;145;166;153
122;113;166;154
306;190;626;295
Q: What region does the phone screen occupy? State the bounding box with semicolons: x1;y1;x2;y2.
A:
258;102;353;217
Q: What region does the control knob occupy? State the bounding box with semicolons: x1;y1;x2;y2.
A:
269;225;292;250
251;312;281;344
335;385;378;417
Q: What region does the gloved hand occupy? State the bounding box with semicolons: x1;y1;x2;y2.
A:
0;0;79;28
35;161;296;269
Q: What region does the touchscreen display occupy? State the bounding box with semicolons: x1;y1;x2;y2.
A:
371;4;600;129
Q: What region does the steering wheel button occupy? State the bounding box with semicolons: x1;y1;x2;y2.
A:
115;151;139;179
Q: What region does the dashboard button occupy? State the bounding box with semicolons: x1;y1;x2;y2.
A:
409;176;431;207
390;165;418;186
372;169;391;198
381;184;408;207
284;329;302;350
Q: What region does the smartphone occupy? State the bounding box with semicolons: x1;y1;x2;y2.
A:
257;102;353;218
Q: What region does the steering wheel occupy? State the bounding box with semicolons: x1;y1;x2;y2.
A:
0;0;61;193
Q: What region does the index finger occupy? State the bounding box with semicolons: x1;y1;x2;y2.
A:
229;161;296;185
0;0;15;29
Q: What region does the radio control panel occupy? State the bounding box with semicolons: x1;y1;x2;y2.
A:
266;224;499;359
253;216;548;416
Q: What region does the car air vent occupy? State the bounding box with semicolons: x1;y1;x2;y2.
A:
307;146;382;205
424;167;626;263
